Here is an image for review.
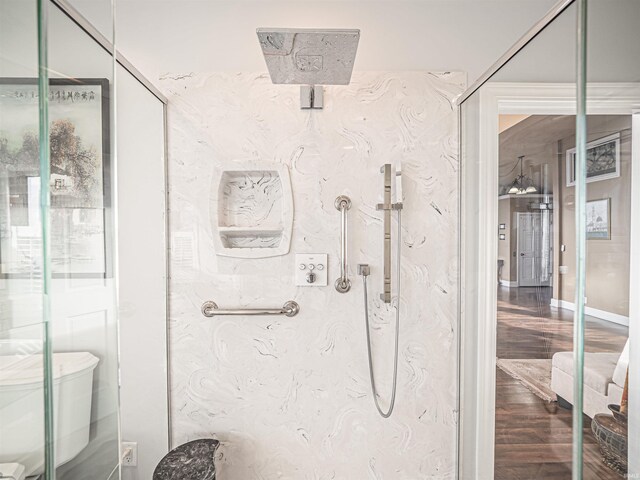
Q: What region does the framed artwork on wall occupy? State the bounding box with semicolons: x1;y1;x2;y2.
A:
566;132;621;187
0;78;111;278
586;198;611;240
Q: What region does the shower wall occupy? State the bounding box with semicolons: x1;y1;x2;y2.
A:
162;71;463;478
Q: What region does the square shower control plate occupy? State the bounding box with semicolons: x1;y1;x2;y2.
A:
295;254;328;286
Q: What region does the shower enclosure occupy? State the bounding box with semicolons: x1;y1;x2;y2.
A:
459;0;639;478
2;0;637;477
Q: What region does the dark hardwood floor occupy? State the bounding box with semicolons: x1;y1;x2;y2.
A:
494;286;628;480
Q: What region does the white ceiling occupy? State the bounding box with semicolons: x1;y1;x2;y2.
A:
69;0;558;84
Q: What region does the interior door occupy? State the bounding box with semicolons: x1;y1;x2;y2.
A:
517;212;543;287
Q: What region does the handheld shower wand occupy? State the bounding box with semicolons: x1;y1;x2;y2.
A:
359;164;403;418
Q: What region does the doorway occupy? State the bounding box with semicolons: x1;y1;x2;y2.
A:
516;212;552;287
459;82;640;479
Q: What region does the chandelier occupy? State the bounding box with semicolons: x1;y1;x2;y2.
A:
507;156;537;195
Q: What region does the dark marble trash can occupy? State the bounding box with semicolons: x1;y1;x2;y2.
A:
591;414;627;476
153;439;219;480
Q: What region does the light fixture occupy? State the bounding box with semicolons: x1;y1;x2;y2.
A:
506;155;537;195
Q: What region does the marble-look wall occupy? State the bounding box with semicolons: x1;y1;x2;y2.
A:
162;71;464;479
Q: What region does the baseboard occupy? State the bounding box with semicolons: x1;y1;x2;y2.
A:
499;280;519;288
550;298;630;326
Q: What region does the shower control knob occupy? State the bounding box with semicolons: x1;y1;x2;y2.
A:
295;253;327;286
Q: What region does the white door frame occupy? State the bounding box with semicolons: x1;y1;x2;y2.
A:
459;82;640;479
629;108;640;475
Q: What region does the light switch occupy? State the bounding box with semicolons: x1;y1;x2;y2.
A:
295;254;328;286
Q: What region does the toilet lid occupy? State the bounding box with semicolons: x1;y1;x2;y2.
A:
0;352;99;387
0;463;26;480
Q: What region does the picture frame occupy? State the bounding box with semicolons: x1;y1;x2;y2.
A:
0;78;111;278
566;132;620;187
499;234;506;240
586;198;611;240
499;224;506;230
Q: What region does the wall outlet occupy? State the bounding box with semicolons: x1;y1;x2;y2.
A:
122;442;138;467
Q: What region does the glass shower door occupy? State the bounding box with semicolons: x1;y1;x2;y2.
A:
580;0;640;476
458;2;582;478
46;0;121;478
0;0;50;477
1;0;122;478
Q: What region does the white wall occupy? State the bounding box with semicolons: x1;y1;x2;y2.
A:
70;0;557;85
116;65;169;480
162;71;462;478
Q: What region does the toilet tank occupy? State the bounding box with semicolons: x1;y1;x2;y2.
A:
0;352;99;476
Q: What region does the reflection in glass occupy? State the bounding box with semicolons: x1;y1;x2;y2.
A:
0;1;48;479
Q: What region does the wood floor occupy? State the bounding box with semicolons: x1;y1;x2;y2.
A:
494;286;628;480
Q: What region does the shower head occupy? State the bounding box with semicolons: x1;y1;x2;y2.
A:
256;28;360;85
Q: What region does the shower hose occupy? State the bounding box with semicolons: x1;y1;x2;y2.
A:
361;209;401;418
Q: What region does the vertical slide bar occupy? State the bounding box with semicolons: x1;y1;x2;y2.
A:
379;165;392;303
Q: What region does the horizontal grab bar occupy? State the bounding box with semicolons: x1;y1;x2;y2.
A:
201;300;300;318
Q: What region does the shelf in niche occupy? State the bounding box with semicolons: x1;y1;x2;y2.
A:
211;163;293;258
220;230;283;249
217;226;283;233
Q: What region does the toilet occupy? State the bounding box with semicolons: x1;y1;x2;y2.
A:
0;352;99;477
0;464;25;480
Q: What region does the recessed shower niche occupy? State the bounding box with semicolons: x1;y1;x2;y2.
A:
211;163;293;258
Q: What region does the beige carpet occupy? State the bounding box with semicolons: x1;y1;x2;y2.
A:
497;358;558;402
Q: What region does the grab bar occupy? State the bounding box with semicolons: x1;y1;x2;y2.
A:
334;195;352;293
201;300;300;317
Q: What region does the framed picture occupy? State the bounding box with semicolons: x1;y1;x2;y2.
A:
499;234;506;240
566;132;620;187
499;224;506;230
0;78;111;278
586;198;611;240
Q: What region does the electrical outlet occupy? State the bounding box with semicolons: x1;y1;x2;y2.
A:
122;442;138;467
